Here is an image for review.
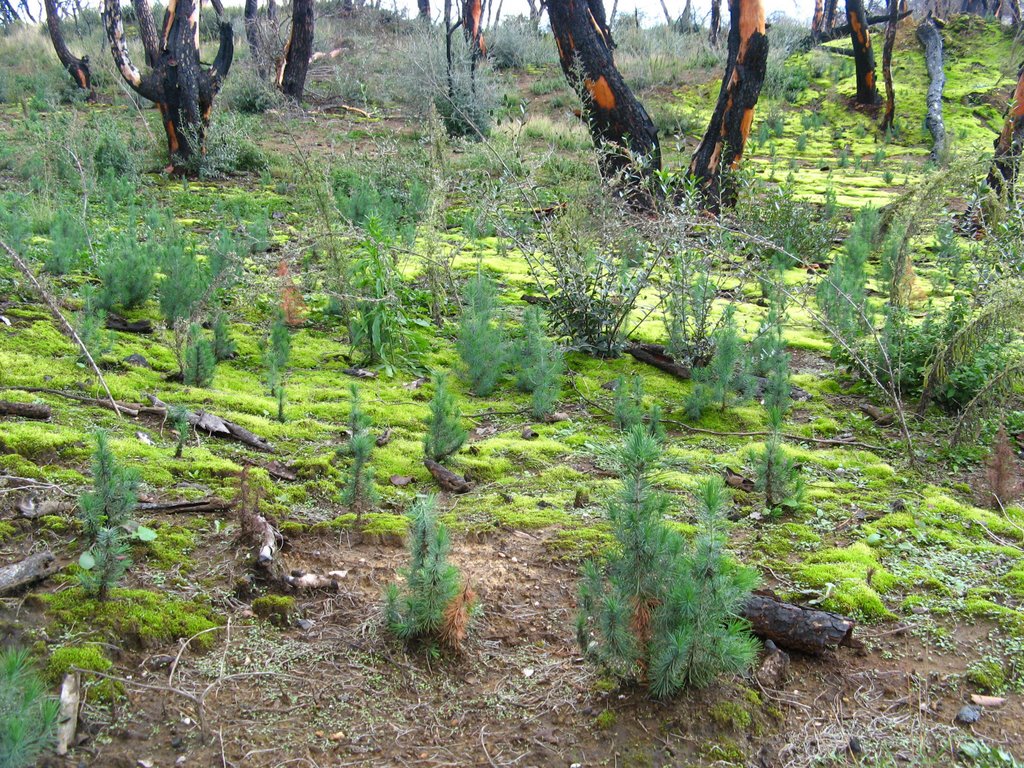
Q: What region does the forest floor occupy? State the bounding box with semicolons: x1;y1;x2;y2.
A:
1;11;1024;768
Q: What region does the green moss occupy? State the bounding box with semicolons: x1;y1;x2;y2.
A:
709;700;753;730
966;658;1007;693
361;512;409;542
702;738;746;765
0;520;16;541
964;597;1024;636
252;595;295;627
45;643;123;703
594;709;616;730
145;525;197;570
41;588;221;648
759;523;821;558
794;543;897;620
545;526;614;560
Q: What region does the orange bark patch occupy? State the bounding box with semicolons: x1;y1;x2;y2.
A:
732;107;755;168
585;76;616;111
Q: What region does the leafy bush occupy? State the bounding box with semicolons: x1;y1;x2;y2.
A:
385;494;476;651
223;68;283;114
0;648;59;768
457;272;508;396
423;373;467;462
185;113;269;178
577;429;759;697
93;124;138;179
331;152;428;238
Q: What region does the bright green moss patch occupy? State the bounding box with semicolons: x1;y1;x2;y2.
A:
963;597;1024;637
361;512;409;541
144;525;198;570
252;595;295;627
545;525;614;560
0;520;16;541
966;658;1008;693
709;700;754;731
793;543;897;620
45;643;123;703
0;421;83;461
41;587;221;648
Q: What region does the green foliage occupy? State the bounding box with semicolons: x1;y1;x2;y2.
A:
663;250;717;366
211;310;237;361
436;73;494;139
77;526;132;602
0;648;59;768
96;233;156;312
385;494;474;649
514;306;564;419
93;124;138;179
223;68;283;114
184;112;270;178
577;429;759;697
685;307;754;419
423;373;467;462
755;408;805;512
754;306;791;415
612;375;664;439
331;158;427;239
486;18;557;70
75;286;111;364
266;310;290;421
170;405;190;459
183;323;216;387
45;215;88;275
816;207;878;361
457;271;508;396
341;384;378;514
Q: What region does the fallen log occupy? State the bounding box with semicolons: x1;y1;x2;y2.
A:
917;17;947;162
740;591;857;656
626;343;692;379
136;497;234;515
0;387;141;417
105;313;153;334
0;551;61;595
0;400;51;420
282;569;346;591
424;459;473;494
145;394;275;453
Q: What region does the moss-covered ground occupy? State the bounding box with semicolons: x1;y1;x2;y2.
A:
1;10;1023;767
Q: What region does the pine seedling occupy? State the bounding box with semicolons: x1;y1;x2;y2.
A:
341;384;378;515
183;323;216;387
423;373;467;462
266;309;291;422
816;206;878;359
384;494;476;651
78;430;139;542
77;526;131;601
169;405;189;458
515;306;564;420
76;286;111;365
755;308;792;416
577;430;758;697
456;271;508;396
685;307;754;419
613;375;665;439
211;309;237;361
0;648;60;768
755;408;805;512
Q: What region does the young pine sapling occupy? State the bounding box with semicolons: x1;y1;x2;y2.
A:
515;306;564;420
423;373;467;463
457;271;508;396
183;323;216;387
266;310;291;422
169;405;190;459
613;375;665;440
0;648;60;768
685;306;754;419
211;309;237;361
340;384;378;516
755;407;805;513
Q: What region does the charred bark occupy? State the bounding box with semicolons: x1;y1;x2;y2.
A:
709;0;722;45
880;0;898;130
243;0;268;77
424;459;473;493
823;0;839;29
986;61;1024;197
548;0;661;205
103;0;233;170
811;0;825;40
133;0;160;66
689;0;769;212
280;0;315;101
917;16;946;162
43;0;93;98
846;0;880;105
741;592;858;656
462;0;486;66
418;0;430;16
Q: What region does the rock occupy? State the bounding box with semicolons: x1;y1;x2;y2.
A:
389;475;414;486
847;736;863;755
956;705;981;725
146;655;175;670
123;353;151;368
755;639;791;688
296;618;314;631
521;426;538;440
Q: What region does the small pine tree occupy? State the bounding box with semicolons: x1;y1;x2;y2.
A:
816;206;878;360
612;375;665;439
0;648;60;768
211;310;237;361
76;287;111;365
456;272;508;396
341;384;378;515
685;307;754;419
384;494;476;651
183;323;216;387
754;307;792;416
423;373;467;462
169;405;190;459
755;408;805;512
77;526;132;601
515;306;564;420
577;429;758;697
266;310;291;422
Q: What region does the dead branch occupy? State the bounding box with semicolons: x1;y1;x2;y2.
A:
0;551;62;595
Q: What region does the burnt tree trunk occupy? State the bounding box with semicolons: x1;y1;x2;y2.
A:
462;0;486;68
709;0;722;45
986;61;1024;197
689;0;768;213
103;0;233;170
0;400;51;419
811;0;825;39
43;0;94;98
846;0;880;105
676;0;698;32
243;0;268;78
917;17;946;162
548;0;661;205
823;0;839;29
741;593;857;656
418;0;430;16
880;0;898;130
133;0;160;66
280;0;314;101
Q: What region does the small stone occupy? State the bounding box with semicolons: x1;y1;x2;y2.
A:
296;618;314;631
176;757;187;766
123;353;151;368
137;760;154;768
848;736;863;755
170;736;183;749
523;668;534;678
146;655;175;669
521;426;538;440
956;705;981;725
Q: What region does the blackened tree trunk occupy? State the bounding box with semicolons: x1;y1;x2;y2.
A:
880;0;898;130
811;0;825;39
709;0;722;45
689;0;768;212
103;0;233;170
986;62;1024;197
548;0;661;204
244;0;268;77
917;16;946;162
133;0;160;66
846;0;879;105
280;0;314;101
676;0;698;32
823;0;839;32
418;0;430;17
43;0;93;98
462;0;486;65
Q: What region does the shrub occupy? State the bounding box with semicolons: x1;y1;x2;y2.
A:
685;307;755;419
0;648;59;768
185;112;269;177
211;310;237;361
423;373;467;462
223;68;283;114
170;405;190;459
577;429;759;696
486;18;556;70
457;271;508;396
45;215;88;275
384;494;476;651
266;310;290;421
816;206;878;361
340;384;378;515
514;306;564;419
183;323;216;387
93;124;138;179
